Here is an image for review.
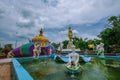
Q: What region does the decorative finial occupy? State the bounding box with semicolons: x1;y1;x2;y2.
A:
39;28;43;36
69;27;71;29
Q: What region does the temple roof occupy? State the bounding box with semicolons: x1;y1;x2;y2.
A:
32;28;49;42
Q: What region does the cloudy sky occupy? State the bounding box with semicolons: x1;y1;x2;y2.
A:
0;0;120;47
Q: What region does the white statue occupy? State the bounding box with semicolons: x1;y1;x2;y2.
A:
67;45;79;67
33;42;41;58
7;50;14;58
57;42;63;52
96;42;104;55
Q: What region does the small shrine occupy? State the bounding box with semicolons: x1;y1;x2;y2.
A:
32;28;50;47
32;28;50;55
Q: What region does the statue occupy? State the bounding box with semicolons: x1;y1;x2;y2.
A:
96;42;104;56
67;45;79;68
68;27;74;41
33;42;41;58
7;50;14;58
67;27;74;49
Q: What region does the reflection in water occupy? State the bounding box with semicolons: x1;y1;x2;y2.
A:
80;61;108;80
19;58;120;80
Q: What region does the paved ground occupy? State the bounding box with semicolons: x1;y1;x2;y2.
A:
0;58;13;80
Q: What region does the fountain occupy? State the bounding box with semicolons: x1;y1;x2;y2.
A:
54;27;91;63
1;27;120;80
9;27;120;80
65;45;80;78
17;56;120;80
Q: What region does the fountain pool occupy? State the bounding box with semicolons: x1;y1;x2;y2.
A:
16;56;120;80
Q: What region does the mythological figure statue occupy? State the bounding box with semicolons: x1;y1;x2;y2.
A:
96;42;104;56
67;45;79;67
33;42;41;58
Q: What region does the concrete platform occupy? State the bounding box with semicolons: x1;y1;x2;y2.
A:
0;58;12;64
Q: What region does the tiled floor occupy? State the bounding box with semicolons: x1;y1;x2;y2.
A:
0;59;12;80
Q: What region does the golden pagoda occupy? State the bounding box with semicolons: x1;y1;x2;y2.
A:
32;28;50;47
88;44;93;50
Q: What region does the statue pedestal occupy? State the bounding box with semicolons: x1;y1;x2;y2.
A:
99;52;105;58
67;41;74;49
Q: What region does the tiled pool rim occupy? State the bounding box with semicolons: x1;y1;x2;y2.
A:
12;56;51;80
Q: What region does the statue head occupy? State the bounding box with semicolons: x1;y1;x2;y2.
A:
69;27;71;30
99;42;104;49
34;42;41;47
39;28;43;36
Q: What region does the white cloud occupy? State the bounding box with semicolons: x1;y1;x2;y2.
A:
18;17;30;24
59;29;79;37
60;30;68;34
3;0;118;29
73;30;79;35
81;33;100;40
0;0;120;46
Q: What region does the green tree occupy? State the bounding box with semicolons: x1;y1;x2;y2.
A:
109;16;120;52
98;16;120;52
75;38;88;51
73;36;79;45
51;42;59;50
62;40;69;49
4;44;13;50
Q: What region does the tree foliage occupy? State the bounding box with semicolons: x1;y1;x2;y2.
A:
62;40;69;49
98;16;120;52
51;42;59;50
52;16;120;53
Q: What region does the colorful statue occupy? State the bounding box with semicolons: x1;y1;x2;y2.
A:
33;42;41;58
7;42;54;58
67;45;79;67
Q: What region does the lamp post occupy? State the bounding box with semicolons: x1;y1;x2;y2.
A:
0;39;3;47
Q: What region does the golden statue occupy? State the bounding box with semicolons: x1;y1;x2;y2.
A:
67;27;74;49
68;27;74;41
